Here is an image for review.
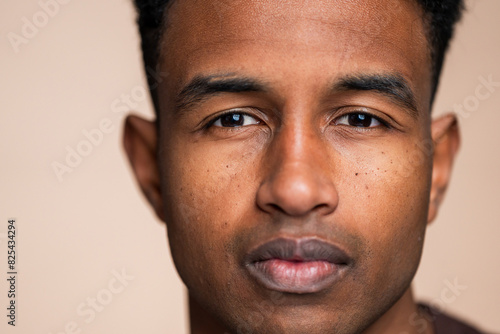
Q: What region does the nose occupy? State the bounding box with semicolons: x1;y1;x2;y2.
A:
256;124;339;218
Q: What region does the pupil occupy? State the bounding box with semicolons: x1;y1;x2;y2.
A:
348;113;371;127
221;113;244;127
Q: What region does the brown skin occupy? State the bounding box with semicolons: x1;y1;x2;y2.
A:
123;0;460;333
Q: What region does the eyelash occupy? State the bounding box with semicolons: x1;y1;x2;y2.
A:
333;111;389;129
204;110;260;129
204;110;389;131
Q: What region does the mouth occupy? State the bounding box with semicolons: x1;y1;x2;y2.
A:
244;237;351;294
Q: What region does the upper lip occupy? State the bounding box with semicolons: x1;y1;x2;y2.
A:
244;237;351;265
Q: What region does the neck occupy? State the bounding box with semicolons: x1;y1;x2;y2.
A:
188;287;434;334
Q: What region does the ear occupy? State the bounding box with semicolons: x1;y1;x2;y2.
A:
427;113;460;224
123;115;165;221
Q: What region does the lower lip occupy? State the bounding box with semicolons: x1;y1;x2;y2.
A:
248;259;342;294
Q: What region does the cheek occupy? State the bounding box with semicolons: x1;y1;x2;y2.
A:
159;134;263;289
335;138;432;281
164;136;262;227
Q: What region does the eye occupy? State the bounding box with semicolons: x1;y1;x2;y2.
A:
334;112;382;128
211;112;260;128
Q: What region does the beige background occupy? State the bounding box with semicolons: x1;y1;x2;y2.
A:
1;0;499;333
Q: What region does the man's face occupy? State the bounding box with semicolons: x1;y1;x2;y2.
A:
133;0;452;333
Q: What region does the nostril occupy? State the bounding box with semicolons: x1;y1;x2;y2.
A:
268;203;283;212
312;202;336;216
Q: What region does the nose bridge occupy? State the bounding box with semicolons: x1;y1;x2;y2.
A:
256;109;338;217
274;115;322;172
272;86;327;166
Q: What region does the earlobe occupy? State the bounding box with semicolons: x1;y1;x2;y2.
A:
123;115;165;221
427;113;461;224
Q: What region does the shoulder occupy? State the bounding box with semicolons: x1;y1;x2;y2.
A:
418;304;485;334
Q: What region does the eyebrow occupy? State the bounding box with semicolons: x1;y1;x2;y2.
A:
333;73;419;117
175;74;267;113
174;72;419;117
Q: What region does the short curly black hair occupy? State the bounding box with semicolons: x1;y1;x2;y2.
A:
133;0;465;113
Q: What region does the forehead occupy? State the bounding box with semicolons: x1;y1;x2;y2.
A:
160;0;432;111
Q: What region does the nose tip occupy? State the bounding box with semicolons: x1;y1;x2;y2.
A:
256;161;338;217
